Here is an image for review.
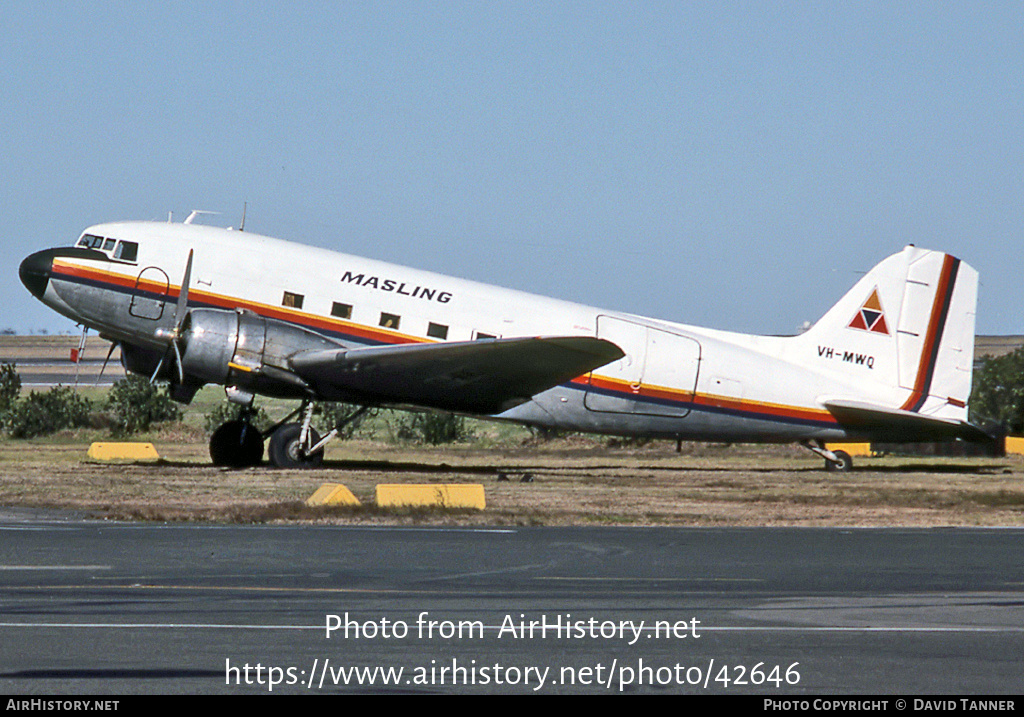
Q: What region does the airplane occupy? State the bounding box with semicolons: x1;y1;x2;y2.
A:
19;214;986;470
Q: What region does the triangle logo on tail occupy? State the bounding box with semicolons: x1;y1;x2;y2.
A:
848;288;890;335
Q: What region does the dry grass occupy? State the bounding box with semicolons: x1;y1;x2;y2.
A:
6;338;1018;527
0;434;1022;527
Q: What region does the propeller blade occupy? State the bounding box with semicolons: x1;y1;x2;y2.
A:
172;337;184;385
95;342;117;386
150;345;171;383
174;249;193;331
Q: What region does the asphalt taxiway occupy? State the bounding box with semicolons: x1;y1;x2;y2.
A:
0;508;1021;694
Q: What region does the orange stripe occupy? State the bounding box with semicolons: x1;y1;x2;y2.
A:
583;374;835;424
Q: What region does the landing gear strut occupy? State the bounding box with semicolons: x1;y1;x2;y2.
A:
266;402;372;469
801;440;854;472
207;398;372;469
269;422;323;468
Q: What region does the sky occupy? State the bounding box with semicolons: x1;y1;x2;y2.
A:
2;2;1022;336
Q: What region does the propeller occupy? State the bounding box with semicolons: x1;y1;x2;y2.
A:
151;248;194;384
94;341;117;387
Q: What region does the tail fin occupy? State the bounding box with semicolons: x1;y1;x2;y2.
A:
800;245;977;420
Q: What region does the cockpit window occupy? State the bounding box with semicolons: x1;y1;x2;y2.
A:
74;234;138;262
114;240;138;262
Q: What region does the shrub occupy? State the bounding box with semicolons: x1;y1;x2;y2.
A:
388;410;473;445
526;425;571;442
0;362;20;416
7;387;92;438
314;402;375;439
971;347;1024;433
203;402;272;435
106;375;182;436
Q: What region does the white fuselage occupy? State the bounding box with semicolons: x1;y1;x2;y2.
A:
29;220;975;443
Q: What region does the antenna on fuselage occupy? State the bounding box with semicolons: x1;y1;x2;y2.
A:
240;202;247;232
184;210;218;225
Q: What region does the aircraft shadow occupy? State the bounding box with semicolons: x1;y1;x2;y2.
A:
147;458;1007;477
317;458;1007;476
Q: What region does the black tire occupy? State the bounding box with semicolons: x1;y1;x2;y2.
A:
825;449;853;472
209;420;264;468
268;423;324;469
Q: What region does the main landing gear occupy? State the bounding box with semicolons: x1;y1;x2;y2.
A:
209;417;265;468
801;440;854;472
208;400;371;469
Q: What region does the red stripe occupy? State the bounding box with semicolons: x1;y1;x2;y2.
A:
899;255;958;412
52;262;422;347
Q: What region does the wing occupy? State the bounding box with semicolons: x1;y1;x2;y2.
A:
289;336;624;414
821;399;992;443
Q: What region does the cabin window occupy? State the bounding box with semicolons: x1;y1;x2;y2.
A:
114;241;138;262
380;312;400;330
331;302;352;319
427;322;448;340
282;291;304;309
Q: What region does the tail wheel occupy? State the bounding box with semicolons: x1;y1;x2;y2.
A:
268;423;324;469
825;450;853;472
209;420;264;467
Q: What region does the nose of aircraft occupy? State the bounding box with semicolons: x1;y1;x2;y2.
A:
19;249;53;299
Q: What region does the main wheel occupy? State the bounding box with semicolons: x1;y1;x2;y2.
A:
209;420;264;467
825;449;853;472
268;423;324;469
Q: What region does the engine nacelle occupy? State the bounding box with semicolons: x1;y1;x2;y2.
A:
178;308;343;399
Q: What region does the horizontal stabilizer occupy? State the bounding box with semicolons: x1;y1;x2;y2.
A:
289;336;624;414
821;399;991;443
